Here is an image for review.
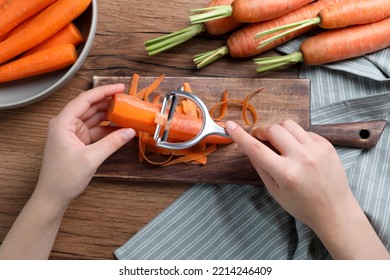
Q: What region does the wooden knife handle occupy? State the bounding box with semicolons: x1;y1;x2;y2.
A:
308;120;387;149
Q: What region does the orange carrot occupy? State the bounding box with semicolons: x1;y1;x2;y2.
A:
0;0;57;36
190;0;315;23
2;13;36;40
0;0;91;64
0;44;77;83
107;93;233;145
254;18;390;72
193;0;343;68
22;23;84;57
256;0;390;49
144;0;242;55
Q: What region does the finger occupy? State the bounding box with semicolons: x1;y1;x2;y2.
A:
88;128;136;165
225;121;284;175
80;98;111;123
89;126;119;143
252;125;269;141
258;123;302;155
84;111;108;129
280;119;312;144
62;84;125;118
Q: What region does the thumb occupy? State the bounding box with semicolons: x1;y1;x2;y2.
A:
89;128;136;164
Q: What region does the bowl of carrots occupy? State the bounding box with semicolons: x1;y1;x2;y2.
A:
0;0;97;109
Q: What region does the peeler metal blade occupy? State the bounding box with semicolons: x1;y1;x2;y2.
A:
153;89;231;150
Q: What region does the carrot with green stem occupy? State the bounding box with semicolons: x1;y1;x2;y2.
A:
0;0;91;64
256;0;390;49
0;0;57;36
190;0;315;24
0;44;77;83
254;18;390;73
193;0;343;69
145;0;242;55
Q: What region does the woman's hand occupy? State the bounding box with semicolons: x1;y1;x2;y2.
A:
225;120;390;259
36;83;135;209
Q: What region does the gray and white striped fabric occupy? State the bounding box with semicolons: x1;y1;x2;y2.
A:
115;35;390;259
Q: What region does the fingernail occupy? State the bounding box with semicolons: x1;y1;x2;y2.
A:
121;128;136;142
225;120;238;132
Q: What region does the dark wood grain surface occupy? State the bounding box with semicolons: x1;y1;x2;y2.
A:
0;0;299;259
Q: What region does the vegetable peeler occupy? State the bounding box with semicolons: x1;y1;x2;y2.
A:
154;89;231;150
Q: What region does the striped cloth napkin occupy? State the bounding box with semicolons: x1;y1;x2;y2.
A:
115;35;390;259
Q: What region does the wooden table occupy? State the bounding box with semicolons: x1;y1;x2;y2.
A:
0;0;298;259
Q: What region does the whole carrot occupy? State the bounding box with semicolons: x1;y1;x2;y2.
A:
254;18;390;72
145;0;242;55
190;0;315;24
0;0;91;64
107;93;232;145
0;0;57;36
0;44;77;83
194;0;343;68
256;0;390;48
22;23;84;57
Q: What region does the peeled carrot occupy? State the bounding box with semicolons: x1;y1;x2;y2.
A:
254;18;390;72
144;0;242;55
190;0;315;24
0;0;91;64
0;44;77;83
22;23;84;57
256;0;390;49
193;0;343;69
107;93;233;145
0;0;57;36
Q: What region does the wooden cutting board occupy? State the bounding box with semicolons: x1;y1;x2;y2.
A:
92;76;386;184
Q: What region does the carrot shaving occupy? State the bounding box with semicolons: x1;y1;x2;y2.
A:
137;74;165;101
210;89;228;121
242;88;263;125
209;87;263;125
138;132;173;165
128;73;139;96
162;144;217;167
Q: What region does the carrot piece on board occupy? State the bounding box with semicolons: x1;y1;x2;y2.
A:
210;90;228;121
190;0;315;23
0;0;91;64
242;89;263;125
128;73;140;96
193;0;342;69
256;0;390;49
162;144;217;166
22;23;84;57
0;44;77;83
144;0;242;55
0;0;57;36
136;75;165;101
254;17;390;72
181;82;199;119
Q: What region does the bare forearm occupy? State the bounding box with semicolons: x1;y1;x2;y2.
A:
0;190;66;260
313;199;390;260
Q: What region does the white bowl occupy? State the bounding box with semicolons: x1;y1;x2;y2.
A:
0;0;98;110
